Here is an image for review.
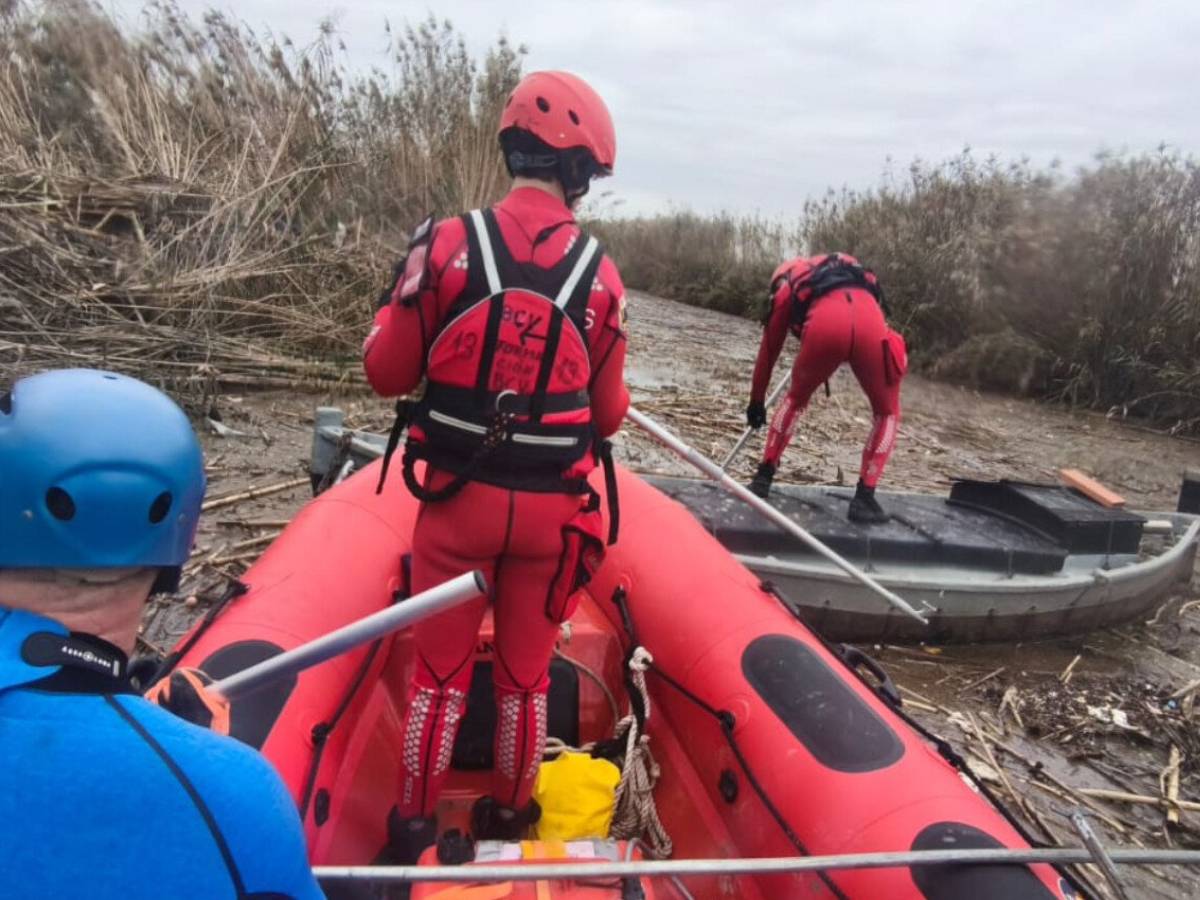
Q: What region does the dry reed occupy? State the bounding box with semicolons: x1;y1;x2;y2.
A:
590;211;799;318
0;1;522;403
804;150;1200;431
598;150;1200;433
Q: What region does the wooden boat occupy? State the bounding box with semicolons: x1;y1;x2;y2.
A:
168;448;1081;898
644;475;1200;644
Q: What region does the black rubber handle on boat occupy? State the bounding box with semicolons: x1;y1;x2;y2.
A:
837;645;902;709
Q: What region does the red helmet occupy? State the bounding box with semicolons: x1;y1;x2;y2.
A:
499;71;616;173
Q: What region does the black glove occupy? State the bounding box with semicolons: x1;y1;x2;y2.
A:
145;668;230;736
746;400;767;429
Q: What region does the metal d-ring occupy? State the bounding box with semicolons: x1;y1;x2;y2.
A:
494;389;518;414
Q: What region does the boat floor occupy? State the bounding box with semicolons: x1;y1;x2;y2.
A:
320;600;747;899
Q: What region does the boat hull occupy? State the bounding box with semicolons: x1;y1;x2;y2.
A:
647;475;1200;644
170;462;1075;898
744;517;1199;643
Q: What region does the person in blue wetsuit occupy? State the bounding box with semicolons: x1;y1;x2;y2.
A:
0;369;323;900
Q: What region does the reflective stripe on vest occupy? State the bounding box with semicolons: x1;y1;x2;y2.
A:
469;208;503;294
554;236;600;309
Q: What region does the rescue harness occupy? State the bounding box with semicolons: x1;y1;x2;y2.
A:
375;208;619;541
770;253;890;333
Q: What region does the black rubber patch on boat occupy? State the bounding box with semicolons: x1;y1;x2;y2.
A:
313;789;331;826
200;640;294;750
741;634;903;773
911;822;1056;899
718;769;738;803
452;658;579;769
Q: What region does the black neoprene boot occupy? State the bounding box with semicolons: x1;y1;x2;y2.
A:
470;796;541;841
436;829;476;865
847;480;889;524
377;807;437;865
748;462;776;499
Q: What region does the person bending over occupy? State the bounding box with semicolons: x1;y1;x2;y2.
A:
746;254;907;523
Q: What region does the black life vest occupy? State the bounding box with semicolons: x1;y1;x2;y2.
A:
782;254;889;333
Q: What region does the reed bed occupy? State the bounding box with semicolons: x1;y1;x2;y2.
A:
0;1;521;403
590;211;799;318
5;2;1197;432
803;151;1200;430
599;152;1200;433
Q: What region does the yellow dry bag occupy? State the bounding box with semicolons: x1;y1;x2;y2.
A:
532;751;621;841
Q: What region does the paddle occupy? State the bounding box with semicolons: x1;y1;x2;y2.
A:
311;846;1200;886
626;406;929;624
210;570;487;700
719;372;792;471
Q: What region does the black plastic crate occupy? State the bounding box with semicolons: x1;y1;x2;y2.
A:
949;479;1145;555
1180;469;1200;514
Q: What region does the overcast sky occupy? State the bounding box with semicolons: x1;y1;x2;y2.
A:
162;0;1200;218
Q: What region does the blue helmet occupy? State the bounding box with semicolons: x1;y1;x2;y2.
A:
0;369;205;591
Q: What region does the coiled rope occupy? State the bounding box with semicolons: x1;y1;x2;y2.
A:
545;646;673;858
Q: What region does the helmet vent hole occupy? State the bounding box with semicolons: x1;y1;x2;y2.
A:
102;374;118;381
568;109;580;125
46;488;76;522
0;391;11;414
148;492;173;524
536;96;550;113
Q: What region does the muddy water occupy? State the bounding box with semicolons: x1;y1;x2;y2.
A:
147;291;1200;897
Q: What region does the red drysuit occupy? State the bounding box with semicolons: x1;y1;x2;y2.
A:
364;186;629;816
752;256;905;488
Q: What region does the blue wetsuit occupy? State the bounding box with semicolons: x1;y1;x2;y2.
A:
0;606;324;900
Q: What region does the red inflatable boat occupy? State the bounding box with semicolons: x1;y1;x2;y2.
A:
172;461;1079;899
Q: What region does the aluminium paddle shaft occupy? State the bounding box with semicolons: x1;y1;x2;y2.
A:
626;406;928;624
719;372;792;471
313;846;1200;884
211;570;487;700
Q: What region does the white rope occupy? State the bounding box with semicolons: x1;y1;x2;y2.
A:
543;646;674;859
610;648;672;858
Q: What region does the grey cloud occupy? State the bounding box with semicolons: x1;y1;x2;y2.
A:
167;0;1200;217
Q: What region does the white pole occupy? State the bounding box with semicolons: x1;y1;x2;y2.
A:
626;406;927;624
311;846;1200;884
719;372;792;471
211;571;487;699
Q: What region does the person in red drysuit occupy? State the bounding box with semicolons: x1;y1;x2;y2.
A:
362;70;628;862
745;253;907;523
